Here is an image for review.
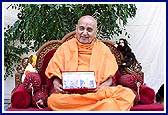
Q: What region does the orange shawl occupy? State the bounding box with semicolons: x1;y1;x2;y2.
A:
45;37;118;86
45;37;135;111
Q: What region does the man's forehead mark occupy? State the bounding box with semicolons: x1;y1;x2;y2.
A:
85;23;88;26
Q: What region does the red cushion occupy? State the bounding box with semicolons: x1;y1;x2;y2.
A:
117;74;143;91
112;70;122;86
130;103;164;111
23;72;41;93
131;89;140;105
139;85;155;104
38;49;57;94
39;49;56;84
11;84;31;108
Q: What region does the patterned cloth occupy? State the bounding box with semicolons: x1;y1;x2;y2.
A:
23;72;41;95
32;85;49;109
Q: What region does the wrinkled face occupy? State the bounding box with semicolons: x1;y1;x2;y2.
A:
76;16;97;44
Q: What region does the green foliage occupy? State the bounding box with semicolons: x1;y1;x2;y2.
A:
4;4;137;80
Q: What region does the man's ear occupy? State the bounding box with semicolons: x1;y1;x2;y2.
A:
75;25;78;33
76;24;78;29
95;28;98;37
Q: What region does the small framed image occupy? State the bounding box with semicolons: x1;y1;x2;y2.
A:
62;71;96;90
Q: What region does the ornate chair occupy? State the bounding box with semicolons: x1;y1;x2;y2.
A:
7;31;164;111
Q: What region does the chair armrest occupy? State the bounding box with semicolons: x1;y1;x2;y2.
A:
15;57;29;88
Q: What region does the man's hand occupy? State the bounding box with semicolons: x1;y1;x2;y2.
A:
95;77;112;91
53;77;68;94
53;76;113;94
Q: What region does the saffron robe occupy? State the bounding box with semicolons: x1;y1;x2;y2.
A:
45;37;135;111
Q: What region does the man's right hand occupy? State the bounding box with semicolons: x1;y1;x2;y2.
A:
53;77;68;94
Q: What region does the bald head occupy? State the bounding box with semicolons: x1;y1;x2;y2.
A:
76;15;97;44
77;15;97;29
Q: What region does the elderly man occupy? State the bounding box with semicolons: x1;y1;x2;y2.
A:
45;15;135;111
